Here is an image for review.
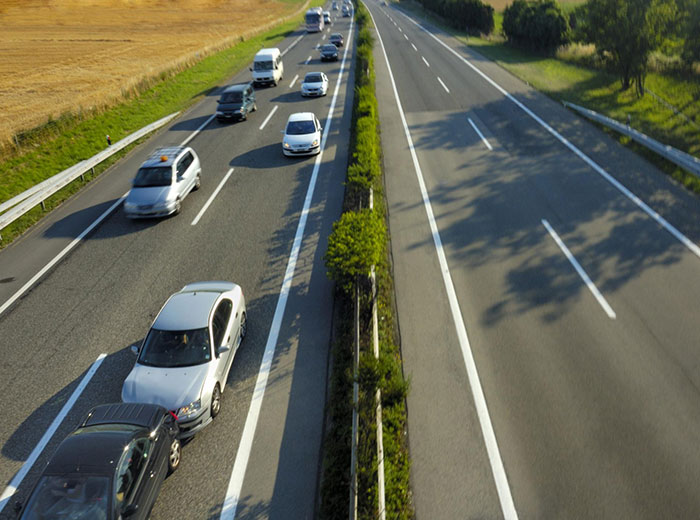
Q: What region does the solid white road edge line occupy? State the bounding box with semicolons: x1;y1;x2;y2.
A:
180;114;216;147
0;194;127;319
259;105;279;131
400;10;700;260
542;219;616;319
218;12;355;520
468;117;493;151
422;56;430;67
0;354;107;513
365;4;519;519
437;76;450;93
191;168;235;226
289;74;300;88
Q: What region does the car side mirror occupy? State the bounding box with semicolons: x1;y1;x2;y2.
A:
217;345;230;356
122;504;138;517
130;345;139;355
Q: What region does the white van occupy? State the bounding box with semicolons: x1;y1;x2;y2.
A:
251;48;284;87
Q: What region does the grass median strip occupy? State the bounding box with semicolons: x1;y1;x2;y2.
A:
320;2;412;519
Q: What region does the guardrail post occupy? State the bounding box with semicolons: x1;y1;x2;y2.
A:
40;201;46;211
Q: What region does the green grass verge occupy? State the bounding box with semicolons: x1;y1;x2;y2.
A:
320;2;412;519
397;0;700;195
0;0;321;248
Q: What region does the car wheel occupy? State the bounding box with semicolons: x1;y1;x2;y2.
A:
167;438;181;474
240;312;247;340
252;103;257;112
194;174;201;191
210;384;221;418
174;199;182;215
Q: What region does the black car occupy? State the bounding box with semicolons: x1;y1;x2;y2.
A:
320;43;339;61
216;82;257;122
329;33;344;47
15;403;180;520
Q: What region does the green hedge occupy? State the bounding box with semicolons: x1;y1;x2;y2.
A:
321;1;412;519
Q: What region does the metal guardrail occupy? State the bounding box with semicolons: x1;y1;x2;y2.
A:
0;111;180;235
562;101;700;179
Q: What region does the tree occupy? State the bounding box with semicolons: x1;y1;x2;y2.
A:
681;0;700;67
503;0;570;51
324;209;385;293
581;0;676;95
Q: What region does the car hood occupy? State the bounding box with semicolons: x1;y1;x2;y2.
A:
126;186;173;205
122;363;210;410
218;101;244;111
321;49;338;55
284;132;320;146
302;81;325;89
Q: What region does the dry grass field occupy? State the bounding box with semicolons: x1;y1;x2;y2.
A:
0;0;306;144
484;0;584;11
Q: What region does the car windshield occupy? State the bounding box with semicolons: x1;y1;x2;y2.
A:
322;44;337;52
304;74;323;83
220;91;243;103
254;60;273;71
331;34;341;40
133;167;172;187
21;474;110;520
286;120;316;135
138;328;211;367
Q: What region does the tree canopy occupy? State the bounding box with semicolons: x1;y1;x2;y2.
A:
581;0;676;95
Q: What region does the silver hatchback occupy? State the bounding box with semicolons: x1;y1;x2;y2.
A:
123;146;202;218
121;281;247;438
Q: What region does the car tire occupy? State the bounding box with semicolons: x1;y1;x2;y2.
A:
167;438;181;475
252;103;257;112
210;384;221;419
194;174;201;191
240;312;247;340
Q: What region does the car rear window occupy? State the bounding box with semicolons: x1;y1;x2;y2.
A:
21;475;110;520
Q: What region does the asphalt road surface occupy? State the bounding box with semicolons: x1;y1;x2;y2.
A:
365;0;700;518
0;6;353;519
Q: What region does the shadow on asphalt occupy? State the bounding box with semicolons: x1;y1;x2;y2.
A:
230;143;318;170
390;91;700;326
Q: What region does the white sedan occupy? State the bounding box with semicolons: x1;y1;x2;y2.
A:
282;112;322;156
301;72;329;97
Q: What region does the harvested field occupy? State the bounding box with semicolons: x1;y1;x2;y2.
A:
0;0;306;144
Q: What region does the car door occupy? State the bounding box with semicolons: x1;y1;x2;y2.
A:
175;152;194;196
211;299;234;385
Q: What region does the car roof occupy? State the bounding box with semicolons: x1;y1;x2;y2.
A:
45;427;141;475
255;48;279;57
141;146;186;168
82;403;166;430
331;33;342;37
153;290;220;330
287;112;316;122
222;83;250;93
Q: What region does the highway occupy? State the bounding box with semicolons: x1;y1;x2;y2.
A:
0;6;353;519
365;0;700;518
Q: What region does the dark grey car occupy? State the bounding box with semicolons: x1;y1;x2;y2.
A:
320;43;339;61
216;82;257;122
